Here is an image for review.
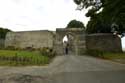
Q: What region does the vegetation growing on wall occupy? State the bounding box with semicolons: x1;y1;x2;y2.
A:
0;27;11;39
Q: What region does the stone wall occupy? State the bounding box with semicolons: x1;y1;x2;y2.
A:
86;33;122;52
55;28;86;55
5;30;55;49
0;39;5;49
4;29;122;55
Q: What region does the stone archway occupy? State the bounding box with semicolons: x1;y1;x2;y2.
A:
54;28;86;55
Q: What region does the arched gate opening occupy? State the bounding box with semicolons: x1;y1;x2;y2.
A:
55;28;85;55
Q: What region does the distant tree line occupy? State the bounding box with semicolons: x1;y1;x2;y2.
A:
0;27;11;39
66;19;85;29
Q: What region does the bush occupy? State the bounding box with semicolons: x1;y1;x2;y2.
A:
25;47;35;51
86;49;104;57
40;47;56;58
5;46;16;50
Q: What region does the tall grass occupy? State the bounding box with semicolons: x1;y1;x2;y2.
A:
0;50;50;66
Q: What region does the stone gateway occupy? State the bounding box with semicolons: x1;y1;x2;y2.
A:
54;28;86;55
4;28;122;55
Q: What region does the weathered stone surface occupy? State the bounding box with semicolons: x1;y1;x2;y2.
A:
5;30;55;49
4;29;122;54
54;28;86;55
86;33;122;52
0;39;4;49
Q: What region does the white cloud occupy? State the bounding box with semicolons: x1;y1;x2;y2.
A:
0;0;89;31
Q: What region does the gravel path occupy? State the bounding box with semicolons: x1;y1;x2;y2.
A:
0;55;124;83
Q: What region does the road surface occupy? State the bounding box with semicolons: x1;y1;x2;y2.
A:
0;55;124;83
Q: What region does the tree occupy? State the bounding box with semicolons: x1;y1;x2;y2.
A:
0;27;11;39
66;19;85;29
74;0;125;34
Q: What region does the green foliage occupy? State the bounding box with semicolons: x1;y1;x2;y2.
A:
101;0;125;34
86;49;125;61
0;50;50;66
102;52;125;59
86;50;104;57
74;0;102;11
66;19;85;28
74;0;125;34
86;14;111;33
0;27;11;39
40;47;56;58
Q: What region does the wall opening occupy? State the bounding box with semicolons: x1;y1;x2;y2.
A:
62;34;75;55
121;37;125;52
63;35;68;43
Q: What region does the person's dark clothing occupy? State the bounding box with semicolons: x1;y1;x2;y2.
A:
65;47;68;55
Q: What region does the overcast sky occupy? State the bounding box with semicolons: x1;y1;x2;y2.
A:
0;0;89;31
0;0;124;49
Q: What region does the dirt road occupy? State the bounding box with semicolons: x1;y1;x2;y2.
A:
0;55;124;83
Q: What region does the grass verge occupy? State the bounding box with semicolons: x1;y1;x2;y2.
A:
102;52;125;59
0;50;50;66
86;50;125;63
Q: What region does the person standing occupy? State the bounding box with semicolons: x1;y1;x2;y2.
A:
65;43;69;55
63;41;69;55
